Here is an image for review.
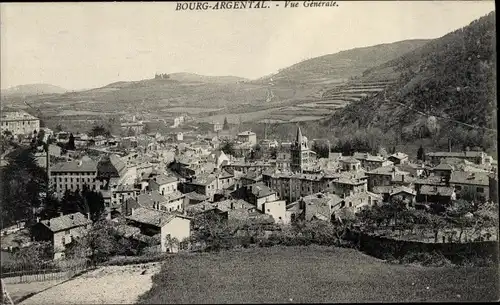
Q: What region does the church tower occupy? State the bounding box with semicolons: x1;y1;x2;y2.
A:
290;126;310;173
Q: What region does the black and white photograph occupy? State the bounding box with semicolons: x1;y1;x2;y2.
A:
0;1;497;303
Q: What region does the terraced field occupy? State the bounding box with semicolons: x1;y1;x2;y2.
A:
276;79;397;121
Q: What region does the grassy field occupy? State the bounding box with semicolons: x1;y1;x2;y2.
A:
138;246;498;304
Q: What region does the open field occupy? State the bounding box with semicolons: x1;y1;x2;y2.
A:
18;263;161;305
138;246;499;304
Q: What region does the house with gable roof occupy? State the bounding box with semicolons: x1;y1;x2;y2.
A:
32;212;92;259
125;207;190;253
449;171;489;202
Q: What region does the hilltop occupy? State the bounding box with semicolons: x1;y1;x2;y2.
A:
255;39;430;86
324;11;496;152
1;84;67;97
167;72;248;84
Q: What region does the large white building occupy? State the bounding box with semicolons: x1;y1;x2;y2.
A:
1;111;40;136
50;158;100;198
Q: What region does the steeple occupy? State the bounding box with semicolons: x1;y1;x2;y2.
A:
296;125;303;145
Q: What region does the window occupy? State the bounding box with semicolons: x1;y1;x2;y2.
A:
65;229;70;235
455;185;462;191
477;187;484;193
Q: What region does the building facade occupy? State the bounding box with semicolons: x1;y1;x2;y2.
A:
1;111;40;136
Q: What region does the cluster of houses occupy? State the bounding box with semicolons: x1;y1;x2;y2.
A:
3;111;497;259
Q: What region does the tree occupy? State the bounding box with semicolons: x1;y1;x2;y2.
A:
311;141;329;158
67;133;76;151
223;117;230;130
220;141;235;156
89;125;110;138
1;148;47;229
417;145;425;161
85;220;119;266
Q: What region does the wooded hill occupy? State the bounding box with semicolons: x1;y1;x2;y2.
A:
325;11;496;152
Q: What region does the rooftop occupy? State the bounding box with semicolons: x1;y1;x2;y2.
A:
50;159;98;173
126;207;184;227
449;171;489;186
419;185;455;197
238;131;256;136
137;191;168;208
1;111;38;121
249;183;276;198
152;174;178;185
389;152;409;160
39;212;91;232
426;151;486;158
389;186;417;196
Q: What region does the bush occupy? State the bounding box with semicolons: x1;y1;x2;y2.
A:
399;251;453;267
102;253;170;266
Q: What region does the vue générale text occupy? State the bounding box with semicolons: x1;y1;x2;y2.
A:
175;1;339;11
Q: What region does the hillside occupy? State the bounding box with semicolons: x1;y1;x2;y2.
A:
255;39;430;86
0;83;67;97
167;72;248;84
325;11;496;152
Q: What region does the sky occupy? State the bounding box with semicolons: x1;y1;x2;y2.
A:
0;1;495;90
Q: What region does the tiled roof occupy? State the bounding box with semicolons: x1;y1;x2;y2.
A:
449;171;489;186
190;173;216;186
152;174;178;185
126;207;178;227
389;152;408;160
39;212;91;232
426;151;485;158
164;190;185;202
184;191;209;201
419;185;455;196
238;131;256;136
389;186;416;196
372;186;395;194
433;163;455;171
50;159;98;173
340;157;360;164
367;166;408;176
136;191;168;208
187;199;254;214
303;193;342;207
249;183;276;198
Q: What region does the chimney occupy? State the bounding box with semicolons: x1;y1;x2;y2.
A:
36;216;41;223
231;201;234;210
131;208;135;215
47;221;51;227
87;212;91;220
70;215;74;220
402;175;405;183
59;212;63;217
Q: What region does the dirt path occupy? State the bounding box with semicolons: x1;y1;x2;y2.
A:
19;263;161;305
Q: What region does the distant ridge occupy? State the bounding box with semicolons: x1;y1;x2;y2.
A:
1;83;67;96
254;39;430;85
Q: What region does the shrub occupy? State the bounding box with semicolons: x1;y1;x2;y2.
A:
399;251;453;267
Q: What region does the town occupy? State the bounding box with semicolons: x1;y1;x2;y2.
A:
1;109;497;262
